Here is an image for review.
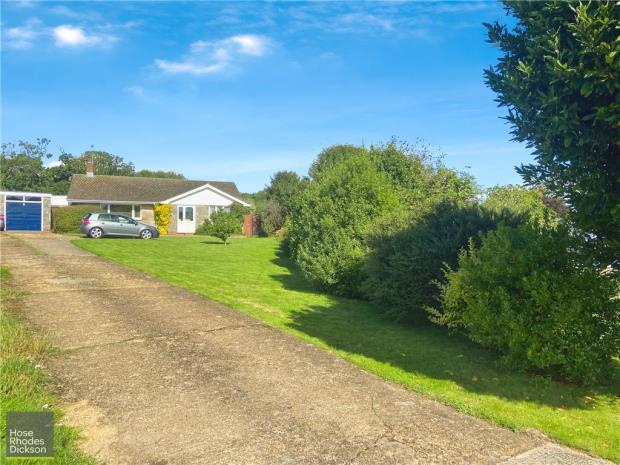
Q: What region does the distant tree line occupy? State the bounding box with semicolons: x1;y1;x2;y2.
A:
0;138;184;194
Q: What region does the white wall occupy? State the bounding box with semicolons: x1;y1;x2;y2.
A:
170;187;234;206
51;195;68;207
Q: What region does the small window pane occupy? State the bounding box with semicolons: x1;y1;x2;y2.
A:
133;205;141;218
178;207;184;221
110;215;121;223
25;196;41;202
110;204;132;216
6;195;22;201
98;214;112;221
185;207;194;221
119;216;133;224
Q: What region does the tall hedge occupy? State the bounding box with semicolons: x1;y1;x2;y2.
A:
364;203;508;323
435;224;620;384
288;152;401;296
53;205;103;234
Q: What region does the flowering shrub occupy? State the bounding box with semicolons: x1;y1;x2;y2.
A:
154;204;172;235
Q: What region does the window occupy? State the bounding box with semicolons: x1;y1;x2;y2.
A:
118;216;134;224
98;213;112;221
110;204;132;216
178;206;184;221
6;195;22;201
208;205;227;217
108;204;141;219
25;196;41;202
185;207;194;221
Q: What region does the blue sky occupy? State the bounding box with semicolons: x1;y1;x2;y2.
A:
1;0;533;193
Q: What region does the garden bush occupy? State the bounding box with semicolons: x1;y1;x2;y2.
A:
289;142;479;296
364;203;509;323
195;210;241;245
53;205;103;234
434;223;620;384
483;185;562;227
154;203;172;235
288;152;401;296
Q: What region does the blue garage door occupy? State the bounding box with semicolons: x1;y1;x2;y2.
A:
6;201;42;231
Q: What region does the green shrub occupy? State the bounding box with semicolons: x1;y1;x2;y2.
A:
484;185;562;227
364;203;511;323
53;205;103;234
288;152;401;296
195;210;241;245
435;223;620;384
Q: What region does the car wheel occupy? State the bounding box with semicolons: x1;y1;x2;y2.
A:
89;227;103;239
140;229;153;240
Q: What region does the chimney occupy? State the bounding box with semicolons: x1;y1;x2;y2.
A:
86;161;94;177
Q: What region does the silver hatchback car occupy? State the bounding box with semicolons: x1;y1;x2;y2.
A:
80;212;160;240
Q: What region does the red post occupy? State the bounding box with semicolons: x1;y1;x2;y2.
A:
243;214;253;238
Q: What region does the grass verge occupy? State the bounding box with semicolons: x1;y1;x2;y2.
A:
0;266;96;464
74;236;620;462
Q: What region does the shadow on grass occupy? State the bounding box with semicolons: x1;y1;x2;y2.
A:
271;249;620;409
199;240;226;245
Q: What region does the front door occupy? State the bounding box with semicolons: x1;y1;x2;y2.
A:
177;206;195;233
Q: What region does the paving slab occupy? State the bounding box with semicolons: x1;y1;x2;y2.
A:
0;233;611;465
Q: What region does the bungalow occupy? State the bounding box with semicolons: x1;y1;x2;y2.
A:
67;163;249;234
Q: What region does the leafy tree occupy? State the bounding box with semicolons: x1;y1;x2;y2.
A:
369;140;478;210
0;139;52;192
308;144;368;180
258;170;307;234
229;203;252;223
197;210;241;245
289;142;479;295
485;1;620;261
134;169;185;179
483;185;563;227
265;171;306;217
63;150;135;176
288;151;401;295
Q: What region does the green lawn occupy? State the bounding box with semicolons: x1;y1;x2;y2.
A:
0;267;96;465
74;235;620;462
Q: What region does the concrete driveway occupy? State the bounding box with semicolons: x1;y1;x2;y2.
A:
0;233;610;465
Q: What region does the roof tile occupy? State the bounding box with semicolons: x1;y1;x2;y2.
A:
67;175;243;203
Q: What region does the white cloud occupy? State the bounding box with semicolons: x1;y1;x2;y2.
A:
14;0;36;8
3;18;42;49
155;34;272;76
339;12;393;31
53;25;117;47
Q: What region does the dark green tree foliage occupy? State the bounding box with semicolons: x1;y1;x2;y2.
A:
289;152;401;296
196;210;241;245
485;1;620;261
134;169;185;179
483;184;563;227
65;150;135;176
229;203;252;223
435;224;620;385
290;142;478;296
308;145;368;180
259;170;307;235
1;138;185;194
1;139;53;192
364;203;512;323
